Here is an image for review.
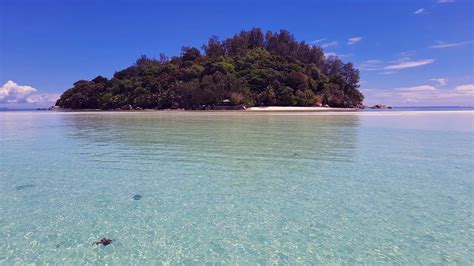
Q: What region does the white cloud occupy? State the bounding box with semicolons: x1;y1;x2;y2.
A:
414;8;425;14
362;83;474;106
395;85;436;91
311;38;327;44
429;41;473;48
431;78;447;86
455;84;474;93
26;93;61;103
0;80;59;106
438;0;455;3
384;59;434;70
0;80;37;103
347;37;362;45
320;41;338;48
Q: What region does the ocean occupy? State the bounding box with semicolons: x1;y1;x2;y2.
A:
1;110;473;264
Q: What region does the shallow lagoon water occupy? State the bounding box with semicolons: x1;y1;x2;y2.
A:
0;111;473;264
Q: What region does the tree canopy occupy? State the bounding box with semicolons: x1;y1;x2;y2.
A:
56;28;364;110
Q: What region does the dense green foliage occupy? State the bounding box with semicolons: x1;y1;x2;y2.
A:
56;28;364;109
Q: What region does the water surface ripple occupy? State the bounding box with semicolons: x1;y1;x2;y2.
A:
0;111;473;264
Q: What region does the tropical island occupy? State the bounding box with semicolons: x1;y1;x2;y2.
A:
56;28;364;110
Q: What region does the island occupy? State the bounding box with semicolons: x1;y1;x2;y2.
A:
56;28;364;110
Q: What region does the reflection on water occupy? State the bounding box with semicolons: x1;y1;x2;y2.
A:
66;112;360;162
63;113;362;191
0;111;473;264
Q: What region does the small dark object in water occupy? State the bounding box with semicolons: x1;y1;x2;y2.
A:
93;238;113;246
293;153;299;157
56;244;60;248
15;184;35;191
133;194;142;200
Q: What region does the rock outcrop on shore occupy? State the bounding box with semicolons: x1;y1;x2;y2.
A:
370;104;392;109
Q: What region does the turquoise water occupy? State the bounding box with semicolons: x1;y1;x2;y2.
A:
1;111;473;264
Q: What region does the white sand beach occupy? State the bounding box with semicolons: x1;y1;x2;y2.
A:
245;106;357;112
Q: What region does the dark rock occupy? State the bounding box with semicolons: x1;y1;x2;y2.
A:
212;104;246;110
15;184;35;191
93;237;113;246
370;104;386;109
133;194;142;200
121;104;133;110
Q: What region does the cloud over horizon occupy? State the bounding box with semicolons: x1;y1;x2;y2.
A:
0;80;59;106
455;84;474;93
0;80;37;104
362;83;474;106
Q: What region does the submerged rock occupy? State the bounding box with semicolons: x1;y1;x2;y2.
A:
93;237;113;246
15;184;35;191
133;194;142;200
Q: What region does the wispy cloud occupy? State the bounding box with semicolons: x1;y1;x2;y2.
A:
379;71;397;75
320;41;338;48
358;59;383;71
311;38;327;44
414;8;425;14
431;78;447;86
438;0;455;3
395;85;436;91
455;84;474;93
362;83;474;106
429;41;474;48
26;93;61;104
347;37;362;45
384;59;434;70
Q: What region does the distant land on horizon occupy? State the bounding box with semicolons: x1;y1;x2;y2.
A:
55;28;364;111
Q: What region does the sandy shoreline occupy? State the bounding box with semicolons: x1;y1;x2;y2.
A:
245;106;357;112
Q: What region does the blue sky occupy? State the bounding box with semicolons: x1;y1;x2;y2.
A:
1;0;473;108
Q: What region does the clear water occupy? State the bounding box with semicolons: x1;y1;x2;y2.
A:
1;111;473;264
